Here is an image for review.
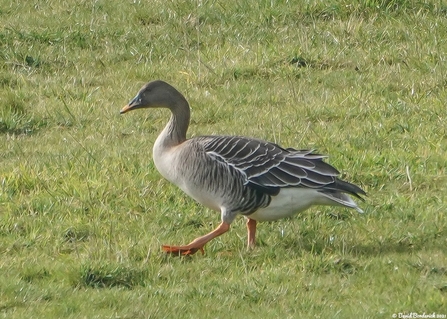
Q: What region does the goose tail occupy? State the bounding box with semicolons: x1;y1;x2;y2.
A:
318;179;366;213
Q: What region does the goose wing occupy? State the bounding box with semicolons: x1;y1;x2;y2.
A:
196;135;340;196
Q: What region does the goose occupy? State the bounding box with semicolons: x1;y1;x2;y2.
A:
120;80;366;256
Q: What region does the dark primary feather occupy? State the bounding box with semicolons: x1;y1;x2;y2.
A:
196;135;365;199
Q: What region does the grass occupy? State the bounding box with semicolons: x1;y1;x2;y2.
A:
1;0;447;317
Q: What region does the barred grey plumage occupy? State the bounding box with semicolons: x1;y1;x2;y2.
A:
120;80;366;256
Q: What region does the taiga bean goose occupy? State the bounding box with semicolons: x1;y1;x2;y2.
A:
120;80;366;256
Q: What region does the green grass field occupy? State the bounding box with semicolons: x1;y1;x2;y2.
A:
1;0;447;318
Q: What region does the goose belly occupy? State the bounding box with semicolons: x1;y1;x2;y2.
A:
180;183;222;212
247;188;332;222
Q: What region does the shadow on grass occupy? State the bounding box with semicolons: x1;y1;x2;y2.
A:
75;264;149;289
281;235;445;258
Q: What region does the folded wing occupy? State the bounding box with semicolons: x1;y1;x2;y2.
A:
197;135;363;199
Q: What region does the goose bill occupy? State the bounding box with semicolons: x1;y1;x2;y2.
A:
120;104;133;114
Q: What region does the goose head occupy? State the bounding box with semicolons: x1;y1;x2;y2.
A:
120;80;188;114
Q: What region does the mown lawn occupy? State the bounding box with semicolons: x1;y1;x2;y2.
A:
1;0;446;318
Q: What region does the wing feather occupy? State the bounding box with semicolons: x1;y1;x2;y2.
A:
195;136;362;199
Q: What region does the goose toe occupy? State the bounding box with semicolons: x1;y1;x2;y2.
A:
162;245;205;256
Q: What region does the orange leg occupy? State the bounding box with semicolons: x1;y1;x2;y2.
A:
162;222;230;256
246;218;257;249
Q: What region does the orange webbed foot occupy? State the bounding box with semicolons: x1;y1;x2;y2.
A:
162;245;205;256
161;222;230;256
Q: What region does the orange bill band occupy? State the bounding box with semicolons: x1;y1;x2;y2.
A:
120;104;132;114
